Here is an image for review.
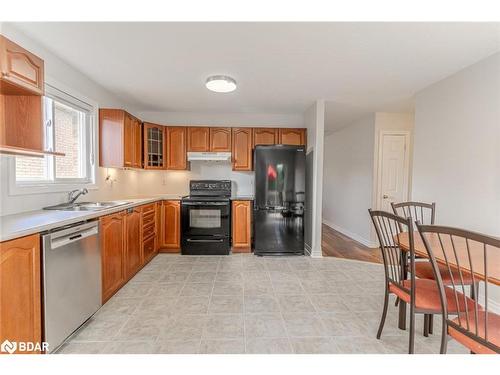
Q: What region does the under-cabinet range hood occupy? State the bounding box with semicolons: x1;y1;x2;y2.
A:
187;152;232;161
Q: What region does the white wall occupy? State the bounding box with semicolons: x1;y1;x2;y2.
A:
304;100;325;257
322;115;376;246
412;52;500;235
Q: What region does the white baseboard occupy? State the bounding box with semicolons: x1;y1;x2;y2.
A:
322;219;378;248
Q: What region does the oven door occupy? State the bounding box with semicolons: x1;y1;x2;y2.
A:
181;201;230;237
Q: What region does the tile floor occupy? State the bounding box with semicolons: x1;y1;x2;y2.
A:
58;254;468;354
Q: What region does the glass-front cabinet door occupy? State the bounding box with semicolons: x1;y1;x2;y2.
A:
143;122;166;169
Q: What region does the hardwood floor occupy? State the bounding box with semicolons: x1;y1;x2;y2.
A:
321;224;382;263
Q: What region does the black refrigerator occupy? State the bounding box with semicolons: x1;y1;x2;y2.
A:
254;145;305;256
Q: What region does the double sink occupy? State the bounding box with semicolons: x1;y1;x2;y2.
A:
44;201;130;211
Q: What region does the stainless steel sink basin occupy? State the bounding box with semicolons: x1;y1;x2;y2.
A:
44;201;130;211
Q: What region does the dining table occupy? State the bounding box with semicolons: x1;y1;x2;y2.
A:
394;230;500;330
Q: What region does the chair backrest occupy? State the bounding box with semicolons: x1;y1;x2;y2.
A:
392;201;436;227
416;223;500;354
369;209;415;297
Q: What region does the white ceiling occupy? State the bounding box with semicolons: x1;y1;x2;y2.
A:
10;22;500;131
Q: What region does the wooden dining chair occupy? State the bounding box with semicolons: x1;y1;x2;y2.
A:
368;209;479;354
416;223;500;354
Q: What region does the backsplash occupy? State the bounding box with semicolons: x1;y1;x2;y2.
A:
136;160;254;197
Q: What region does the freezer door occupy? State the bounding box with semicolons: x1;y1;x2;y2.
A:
254;209;304;255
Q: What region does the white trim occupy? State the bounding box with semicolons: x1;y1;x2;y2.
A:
374;130;411;210
323;219;378;248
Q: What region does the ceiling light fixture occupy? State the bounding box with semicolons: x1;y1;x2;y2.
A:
205;75;237;93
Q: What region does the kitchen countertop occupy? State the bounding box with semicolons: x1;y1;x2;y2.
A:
0;194;183;242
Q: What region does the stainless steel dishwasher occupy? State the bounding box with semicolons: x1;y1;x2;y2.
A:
42;220;101;353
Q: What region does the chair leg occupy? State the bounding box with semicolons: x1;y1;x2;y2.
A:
470;282;478;300
428;314;433;334
398;300;407;330
423;314;429;337
440;316;448;354
377;290;389;339
408;304;415;354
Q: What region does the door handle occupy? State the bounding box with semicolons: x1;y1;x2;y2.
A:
383;195;389;199
186;239;224;243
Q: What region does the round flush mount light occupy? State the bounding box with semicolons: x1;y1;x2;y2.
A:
205;75;237;93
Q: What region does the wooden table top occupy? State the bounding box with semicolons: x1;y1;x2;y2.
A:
396;231;500;286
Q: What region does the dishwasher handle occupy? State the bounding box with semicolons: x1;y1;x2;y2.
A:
48;222;99;250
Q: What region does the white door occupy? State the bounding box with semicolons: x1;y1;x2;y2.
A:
378;134;409;212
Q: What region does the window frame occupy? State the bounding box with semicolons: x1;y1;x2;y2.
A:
8;77;98;196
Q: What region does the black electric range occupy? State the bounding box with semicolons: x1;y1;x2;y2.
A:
181;180;231;255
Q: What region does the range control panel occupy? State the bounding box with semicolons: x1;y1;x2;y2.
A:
189;180;232;197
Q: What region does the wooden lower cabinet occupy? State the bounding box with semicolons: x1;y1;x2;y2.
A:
100;211;126;303
159;200;181;252
232;200;252;252
0;234;42;354
124;207;142;279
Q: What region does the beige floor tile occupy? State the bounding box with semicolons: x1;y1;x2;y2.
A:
213;281;244;295
154;339;201;354
282;313;327;338
203;314;244;339
244;313;287;338
199;339;245;354
245;338;293;354
277;294;315;313
290;337;337;354
209;295;244;314
244;295;280;313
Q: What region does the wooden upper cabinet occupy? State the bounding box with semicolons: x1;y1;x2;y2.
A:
210;127;232;152
232;201;252;252
187;127;210;152
124;208;142;279
232;128;253;171
278;128;306;146
166;127;188;170
0;35;44;96
160;200;181;251
99;109;142;168
0;36;45;156
253;128;278;147
0;234;42;353
143;123;166;169
100;212;125;303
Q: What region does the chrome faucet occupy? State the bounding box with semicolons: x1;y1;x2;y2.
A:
67;188;88;204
